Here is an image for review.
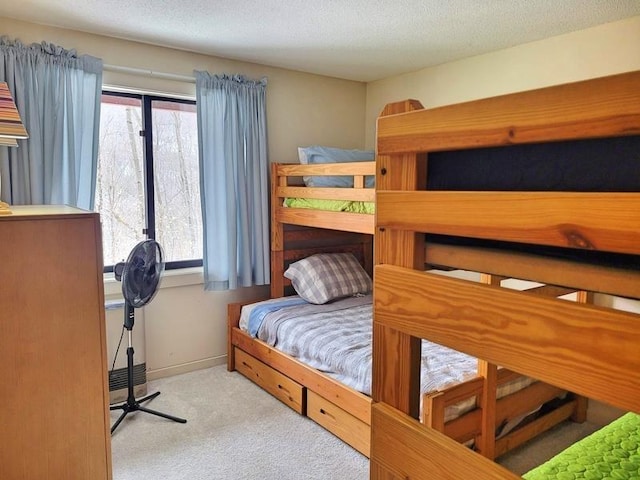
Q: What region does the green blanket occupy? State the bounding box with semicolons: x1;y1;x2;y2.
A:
523;412;640;480
283;197;375;214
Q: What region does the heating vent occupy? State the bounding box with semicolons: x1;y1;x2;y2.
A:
108;363;147;404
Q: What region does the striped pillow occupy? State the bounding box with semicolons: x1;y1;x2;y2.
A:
284;253;372;304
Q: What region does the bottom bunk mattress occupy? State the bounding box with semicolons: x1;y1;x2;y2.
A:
239;294;536;423
523;412;640;480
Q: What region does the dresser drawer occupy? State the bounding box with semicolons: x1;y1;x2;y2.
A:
307;390;370;456
235;348;305;414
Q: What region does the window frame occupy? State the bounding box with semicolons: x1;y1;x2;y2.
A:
100;90;202;272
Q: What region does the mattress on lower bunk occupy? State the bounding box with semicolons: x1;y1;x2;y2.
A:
523;412;640;480
239;294;535;423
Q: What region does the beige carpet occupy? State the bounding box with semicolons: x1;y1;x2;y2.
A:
110;365;597;479
110;365;368;480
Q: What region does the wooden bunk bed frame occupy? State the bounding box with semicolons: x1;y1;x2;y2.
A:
228;155;590;457
371;70;640;478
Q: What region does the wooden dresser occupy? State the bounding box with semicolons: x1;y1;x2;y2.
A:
0;206;112;480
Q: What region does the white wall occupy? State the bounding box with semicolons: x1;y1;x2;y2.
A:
0;18;367;379
366;15;640;148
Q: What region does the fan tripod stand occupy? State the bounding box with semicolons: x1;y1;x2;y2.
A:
110;303;187;434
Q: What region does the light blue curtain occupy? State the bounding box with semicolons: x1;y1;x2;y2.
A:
0;37;103;209
195;72;270;291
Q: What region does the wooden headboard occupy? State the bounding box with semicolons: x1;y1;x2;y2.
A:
371;71;640;479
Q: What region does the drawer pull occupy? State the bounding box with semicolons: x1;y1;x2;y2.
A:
319;408;336;420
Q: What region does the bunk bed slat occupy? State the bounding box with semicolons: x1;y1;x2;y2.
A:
278;185;375;202
375;264;640;413
275;161;376;176
377;191;640;255
371;403;520;480
377;71;640;154
424;242;640;299
276;208;374;233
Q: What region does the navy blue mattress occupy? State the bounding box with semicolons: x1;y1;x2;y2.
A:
427;136;639;192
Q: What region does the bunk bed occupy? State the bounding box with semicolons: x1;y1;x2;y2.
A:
228;149;589;457
370;70;640;479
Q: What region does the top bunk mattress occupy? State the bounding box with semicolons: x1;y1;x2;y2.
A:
283;197;374;214
426;135;639;192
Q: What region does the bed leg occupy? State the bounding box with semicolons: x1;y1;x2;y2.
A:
227;303;242;372
476;360;498;460
571;394;588;423
422;392;445;431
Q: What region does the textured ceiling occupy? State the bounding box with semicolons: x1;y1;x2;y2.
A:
1;0;639;82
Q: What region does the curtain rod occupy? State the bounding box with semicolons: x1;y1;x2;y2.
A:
104;64;196;83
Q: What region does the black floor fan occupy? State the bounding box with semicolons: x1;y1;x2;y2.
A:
110;239;187;434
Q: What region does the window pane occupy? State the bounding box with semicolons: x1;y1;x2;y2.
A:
151;100;203;263
95;94;145;266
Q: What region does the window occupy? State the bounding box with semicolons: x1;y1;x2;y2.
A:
96;92;202;270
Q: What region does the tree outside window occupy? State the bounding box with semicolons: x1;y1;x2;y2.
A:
95;92;202;269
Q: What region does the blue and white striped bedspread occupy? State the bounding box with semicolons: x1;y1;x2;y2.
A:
245;295;482;397
246;296;308;337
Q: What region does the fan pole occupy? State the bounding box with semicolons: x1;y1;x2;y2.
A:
110;302;187;434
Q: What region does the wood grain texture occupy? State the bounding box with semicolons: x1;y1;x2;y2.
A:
278;185;374;202
307;390;370;456
0;208;111;480
375;264;640;413
277;208;373;234
377;71;640;155
371;403;520;480
424;241;640;299
275;161;376;176
231;327;372;424
378;191;640;255
373;104;427;425
372;71;640;480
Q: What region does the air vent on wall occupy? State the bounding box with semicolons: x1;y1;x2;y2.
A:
109;363;147;405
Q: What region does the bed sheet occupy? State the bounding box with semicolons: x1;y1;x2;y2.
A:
240;295;535;423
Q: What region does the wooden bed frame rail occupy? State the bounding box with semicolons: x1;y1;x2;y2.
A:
270;161;375;298
371;71;640;478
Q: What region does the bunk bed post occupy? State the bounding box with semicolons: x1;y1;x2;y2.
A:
270;162;285;298
476;274;499;459
570;290;594;424
372;100;426;479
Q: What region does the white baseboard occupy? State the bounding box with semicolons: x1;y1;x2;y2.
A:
147;355;227;381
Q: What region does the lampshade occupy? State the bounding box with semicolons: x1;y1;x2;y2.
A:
0;81;29;215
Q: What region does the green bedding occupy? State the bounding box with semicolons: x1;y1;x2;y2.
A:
523;412;640;480
283;197;375;214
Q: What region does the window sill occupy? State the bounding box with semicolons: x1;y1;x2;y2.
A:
103;266;204;297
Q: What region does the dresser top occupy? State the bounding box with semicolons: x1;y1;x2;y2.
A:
0;205;95;219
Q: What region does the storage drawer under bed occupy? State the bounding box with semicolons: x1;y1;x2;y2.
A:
234;347;305;414
307;390;370;457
